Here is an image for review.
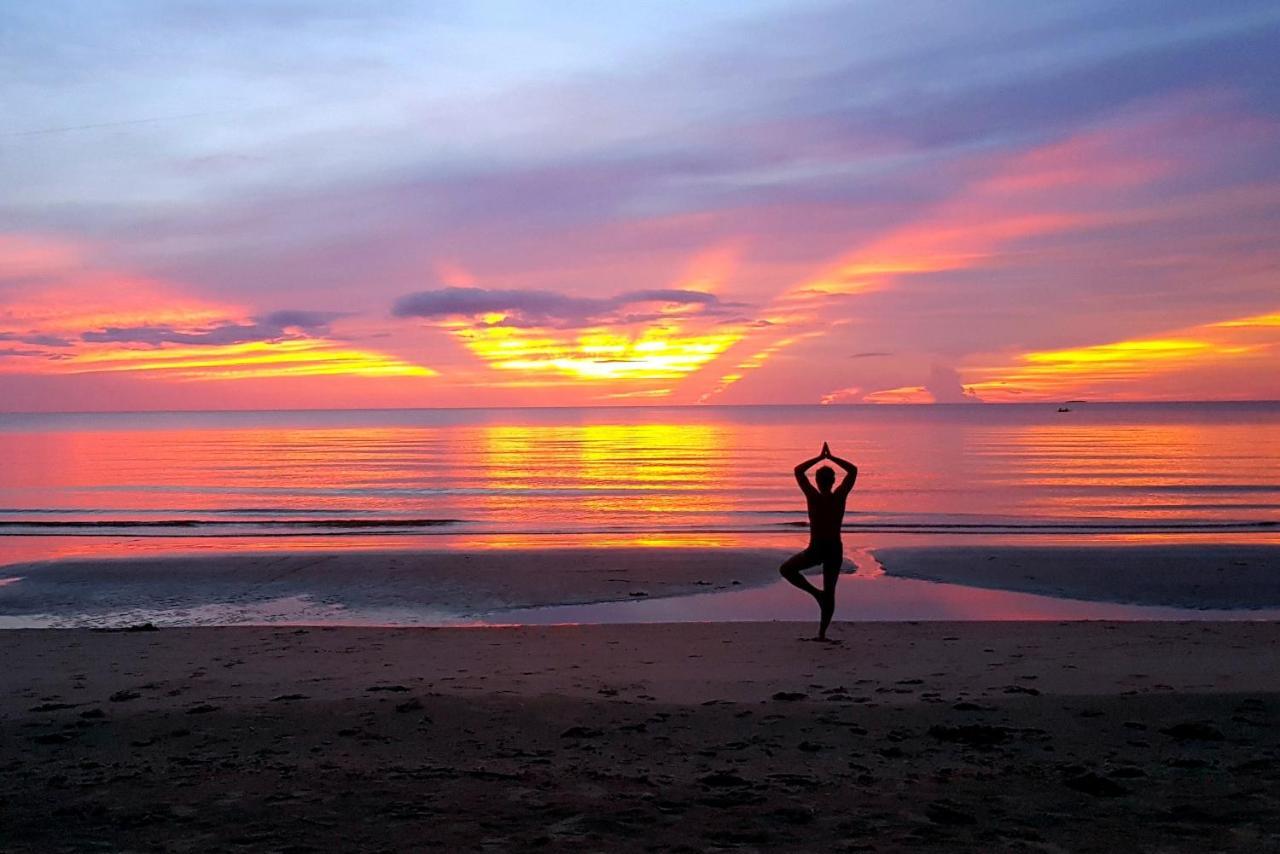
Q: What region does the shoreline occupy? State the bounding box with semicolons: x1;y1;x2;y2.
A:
5;621;1280;851
0;547;786;628
877;544;1280;610
3;543;1280;627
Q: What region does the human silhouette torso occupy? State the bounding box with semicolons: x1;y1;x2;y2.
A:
805;489;848;542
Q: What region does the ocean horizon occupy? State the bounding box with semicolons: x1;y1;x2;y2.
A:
3;401;1277;566
3;399;1278;417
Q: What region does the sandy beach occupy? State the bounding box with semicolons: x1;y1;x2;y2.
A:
4;621;1280;852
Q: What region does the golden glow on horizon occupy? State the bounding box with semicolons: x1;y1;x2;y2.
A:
57;339;434;380
412;249;748;392
690;134;1116;403
391;243;747;396
1213;312;1280;328
819;385;862;405
449;323;743;382
472;421;733;542
0;237;437;384
967;308;1280;400
415;247;748;393
861;386;934;404
1021;339;1215;365
600;387;675;400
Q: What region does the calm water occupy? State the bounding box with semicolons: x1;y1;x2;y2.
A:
2;403;1278;565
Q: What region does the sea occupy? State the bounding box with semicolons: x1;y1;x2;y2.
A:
2;402;1278;625
2;402;1277;566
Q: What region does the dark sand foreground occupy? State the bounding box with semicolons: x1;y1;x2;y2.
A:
4;622;1280;852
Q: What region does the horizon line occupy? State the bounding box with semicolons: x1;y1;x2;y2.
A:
2;399;1279;417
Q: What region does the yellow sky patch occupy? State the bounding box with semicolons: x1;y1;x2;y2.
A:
58;339;434;381
967;309;1280;400
454;323;743;382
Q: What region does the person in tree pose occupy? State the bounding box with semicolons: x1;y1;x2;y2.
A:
780;442;857;641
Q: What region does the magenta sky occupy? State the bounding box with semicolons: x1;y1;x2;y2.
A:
2;1;1279;410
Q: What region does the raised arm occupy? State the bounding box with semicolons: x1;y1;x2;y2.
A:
824;448;858;495
793;449;825;495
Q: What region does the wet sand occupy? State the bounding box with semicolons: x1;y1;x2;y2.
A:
0;547;785;626
878;544;1280;609
7;544;1280;628
5;622;1280;852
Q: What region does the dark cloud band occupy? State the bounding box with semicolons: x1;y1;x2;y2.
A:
392;286;731;329
80;310;346;347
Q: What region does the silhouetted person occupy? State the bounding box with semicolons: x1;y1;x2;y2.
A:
780;442;857;641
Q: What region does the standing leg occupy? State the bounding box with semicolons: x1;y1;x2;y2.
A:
817;546;844;640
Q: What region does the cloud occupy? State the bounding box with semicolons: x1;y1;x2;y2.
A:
392;286;731;329
392;288;597;325
925;364;981;403
963;308;1280;401
81;309;345;347
820;385;862;405
5;3;1280;408
0;331;71;347
259;309;344;328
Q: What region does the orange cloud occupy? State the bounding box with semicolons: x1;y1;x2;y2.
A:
452;322;743;382
407;247;747;395
965;309;1280;401
58;339;433;380
691;126;1162;404
687;120;1177;403
860;386;934;404
0;234;433;382
818;385;862;405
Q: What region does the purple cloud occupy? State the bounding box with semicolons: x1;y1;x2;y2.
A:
926;364;981;404
81;310;346;347
0;332;72;347
392;286;732;329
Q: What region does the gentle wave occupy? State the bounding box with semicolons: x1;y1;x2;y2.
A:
1;518;1274;538
0;507;367;516
3;403;1277;547
789;520;1278;531
0;518;462;529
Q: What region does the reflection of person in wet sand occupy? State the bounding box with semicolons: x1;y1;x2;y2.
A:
781;442;857;641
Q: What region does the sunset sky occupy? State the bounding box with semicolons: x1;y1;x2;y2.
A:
3;0;1279;410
